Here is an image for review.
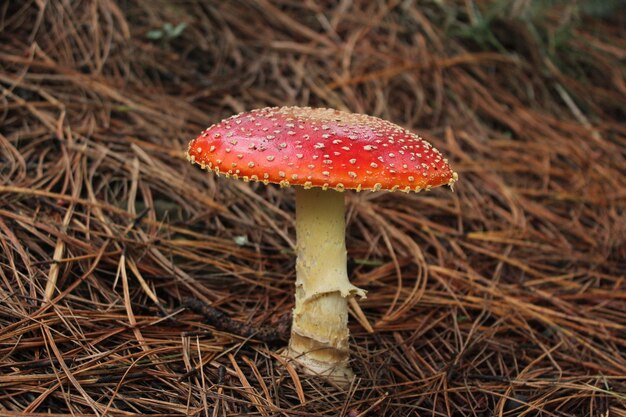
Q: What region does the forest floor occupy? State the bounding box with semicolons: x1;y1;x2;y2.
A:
1;1;625;416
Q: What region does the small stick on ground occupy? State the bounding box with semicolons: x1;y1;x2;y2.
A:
181;297;290;343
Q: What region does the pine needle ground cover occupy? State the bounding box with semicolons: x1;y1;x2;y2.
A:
1;1;625;415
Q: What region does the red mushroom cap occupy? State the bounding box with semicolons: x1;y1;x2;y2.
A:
186;107;457;192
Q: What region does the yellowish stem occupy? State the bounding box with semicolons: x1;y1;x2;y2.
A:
286;187;366;383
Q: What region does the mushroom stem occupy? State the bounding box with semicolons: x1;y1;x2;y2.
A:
287;187;366;383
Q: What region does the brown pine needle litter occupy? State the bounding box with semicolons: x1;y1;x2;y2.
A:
1;0;625;415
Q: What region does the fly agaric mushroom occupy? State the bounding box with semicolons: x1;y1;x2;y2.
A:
186;107;457;382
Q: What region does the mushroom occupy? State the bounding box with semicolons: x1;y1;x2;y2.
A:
186;107;457;383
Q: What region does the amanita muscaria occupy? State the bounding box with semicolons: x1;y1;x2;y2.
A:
186;106;457;383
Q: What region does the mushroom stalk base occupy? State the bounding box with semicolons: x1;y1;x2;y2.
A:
286;188;366;384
